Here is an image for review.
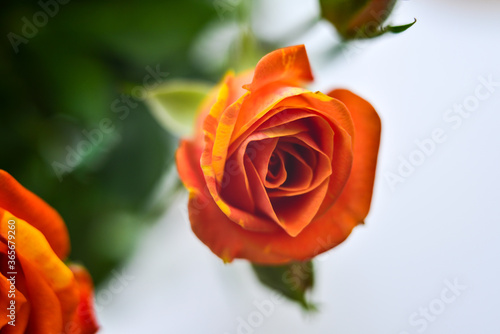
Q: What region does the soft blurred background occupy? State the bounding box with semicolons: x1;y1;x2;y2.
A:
0;0;242;285
2;0;500;333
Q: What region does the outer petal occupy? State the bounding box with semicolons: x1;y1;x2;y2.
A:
187;181;358;264
67;265;99;334
0;170;70;259
177;140;204;192
20;255;65;333
192;70;254;142
0;210;79;327
243;45;313;93
188;188;291;264
0;211;76;293
326;89;381;221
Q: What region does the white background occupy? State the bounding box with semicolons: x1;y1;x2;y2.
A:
99;0;500;333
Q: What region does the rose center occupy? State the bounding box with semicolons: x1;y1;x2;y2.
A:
266;151;284;183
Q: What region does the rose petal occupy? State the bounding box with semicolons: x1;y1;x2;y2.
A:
188;186;290;264
282;92;355;140
230;85;309;147
264;150;287;188
271;178;330;237
257;108;313;132
259;119;310;139
187;174;352;263
176;139;205;191
20;255;67;333
217;136;274;218
210;84;312;185
0;210;80;328
0;211;76;292
219;154;256;214
243;45;313;93
326;89;381;221
219;136;280;231
273;146;314;192
279;93;354;217
178;140;279;233
274;132;333;194
68;265;100;334
184;149;349;262
188;181;359;263
244;155;280;223
229;92;354;205
220;136;277;215
0;170;70;259
276;143;317;187
245;138;281;188
203;81;247;184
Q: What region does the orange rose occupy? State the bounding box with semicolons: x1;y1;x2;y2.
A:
177;45;381;264
0;170;99;333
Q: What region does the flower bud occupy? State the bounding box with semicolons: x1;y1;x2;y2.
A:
320;0;398;39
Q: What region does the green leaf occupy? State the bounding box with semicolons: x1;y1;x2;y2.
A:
145;80;213;137
252;261;317;311
349;17;417;40
386;18;417;34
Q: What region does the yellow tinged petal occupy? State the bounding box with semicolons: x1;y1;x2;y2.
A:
212;97;247;183
215;199;231;217
221;249;234;264
0;211;74;291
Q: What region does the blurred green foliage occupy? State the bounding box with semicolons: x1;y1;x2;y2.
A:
0;0;223;284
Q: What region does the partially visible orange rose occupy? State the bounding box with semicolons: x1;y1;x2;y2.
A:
0;170;99;334
177;45;381;264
